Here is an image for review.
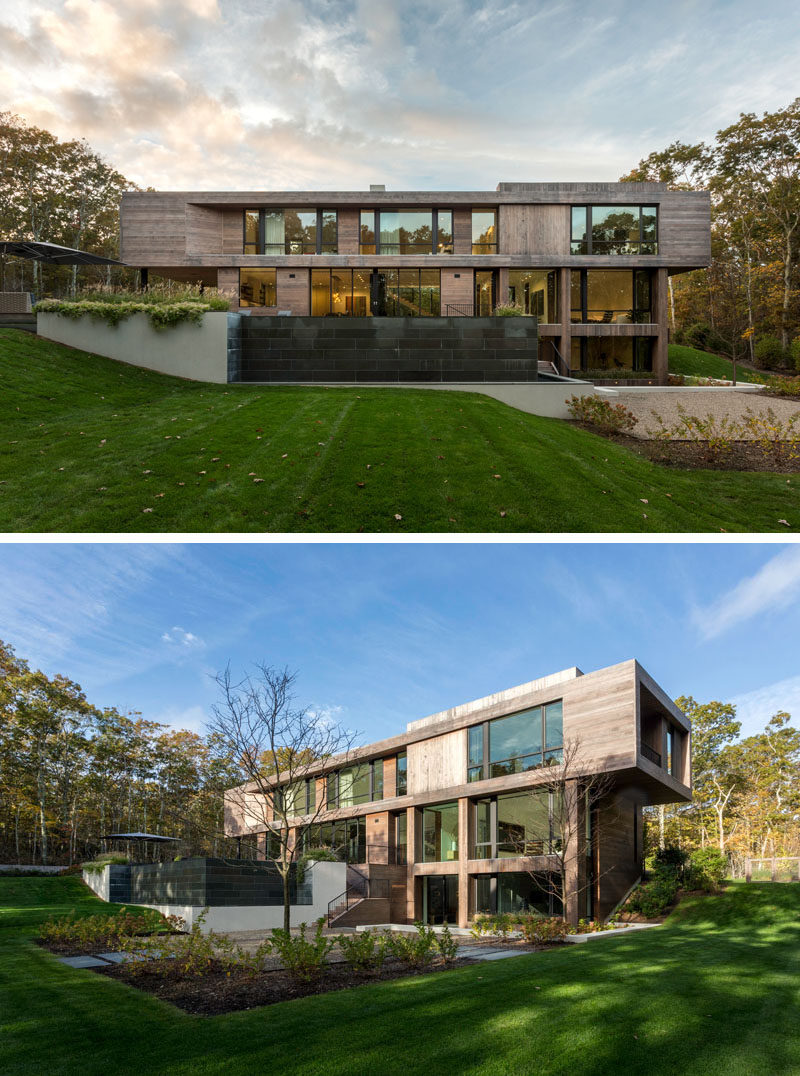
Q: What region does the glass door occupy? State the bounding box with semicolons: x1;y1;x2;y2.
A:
475;271;496;316
423;876;458;924
370;271;387;316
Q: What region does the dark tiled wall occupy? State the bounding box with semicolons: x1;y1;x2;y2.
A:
108;864;131;903
233;316;538;383
129;857;310;906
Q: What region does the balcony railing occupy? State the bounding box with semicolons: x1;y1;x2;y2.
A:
641;743;662;767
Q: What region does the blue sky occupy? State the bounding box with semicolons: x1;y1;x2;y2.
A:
1;1;798;189
1;542;799;744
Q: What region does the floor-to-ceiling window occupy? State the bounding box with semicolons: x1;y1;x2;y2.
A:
571;205;658;255
474;872;561;916
301;817;367;862
423;875;458;924
422;802;459;862
571;270;651;324
310;269;440;316
359;210;452;255
467;700;564;782
472;791;562;858
475;270;495;315
239;268;276;307
507;270;558;320
570;337;654;373
243;209;338;254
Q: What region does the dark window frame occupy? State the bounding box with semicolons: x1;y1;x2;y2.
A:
571;335;654;373
571;268;652;324
358;209;453;255
396;751;408;796
472;791;561;859
571;204;658;256
242;208;339;255
326;759;384;808
467;701;564;783
471;208;498;254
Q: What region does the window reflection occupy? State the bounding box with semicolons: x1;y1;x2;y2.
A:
242;209;338;254
571;205;658;255
358;210;452;255
472;210;497;253
570;270;651;323
239;268;276;307
507;270;558;320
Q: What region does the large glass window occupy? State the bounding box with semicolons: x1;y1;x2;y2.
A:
422;802;459;862
303;817;366;862
571;205;658;255
239;268;276;308
507;270;558;320
475;872;561;916
280;779;315;817
395;813;407;865
359;210;452;255
396;751;407;796
472;791;561;858
468;701;563;781
472;210;497;253
243;209;338;254
570;336;654;373
326;760;383;808
571;270;651;324
380;268;440;316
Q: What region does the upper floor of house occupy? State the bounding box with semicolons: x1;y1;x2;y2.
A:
224;659;691;837
120;182;711;272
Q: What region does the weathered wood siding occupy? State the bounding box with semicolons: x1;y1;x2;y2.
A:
408;729;467;795
185;204;222;254
338;209;360;254
276;268;310;314
595;791;641;919
222;210;243;254
440;268;473;311
499;205;569;256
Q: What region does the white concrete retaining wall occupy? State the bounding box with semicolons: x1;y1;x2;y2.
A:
132;860;347;934
82;866;111;901
37;310;230;383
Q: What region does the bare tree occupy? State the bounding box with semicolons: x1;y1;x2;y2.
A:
208;663;358;932
517;738;618;924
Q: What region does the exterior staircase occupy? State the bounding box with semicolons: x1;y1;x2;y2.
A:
327;863;407;927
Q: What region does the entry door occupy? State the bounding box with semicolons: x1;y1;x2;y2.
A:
475;271;496;316
370;271;387;316
424;876;458;924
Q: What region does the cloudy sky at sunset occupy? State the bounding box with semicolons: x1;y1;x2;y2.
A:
2;0;798;191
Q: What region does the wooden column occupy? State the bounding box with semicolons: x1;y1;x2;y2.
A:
558;267;571;371
564;778;586;925
406;806;418;922
653;268;669;384
457;797;470;928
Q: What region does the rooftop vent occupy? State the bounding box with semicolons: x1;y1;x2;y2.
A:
369;184;386;192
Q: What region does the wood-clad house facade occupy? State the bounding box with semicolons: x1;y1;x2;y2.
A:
224;660;691;927
120;182;710;383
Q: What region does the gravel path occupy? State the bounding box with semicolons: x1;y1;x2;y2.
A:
613;389;800;440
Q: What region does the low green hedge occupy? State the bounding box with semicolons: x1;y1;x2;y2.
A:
34;296;230;330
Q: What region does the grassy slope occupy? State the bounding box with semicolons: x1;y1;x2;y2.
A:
1;329;797;533
2;877;799;1076
668;344;765;383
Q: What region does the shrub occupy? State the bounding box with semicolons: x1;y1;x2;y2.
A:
434;922;459;963
337;929;388;972
386;923;436;967
41;906;168;949
469;913;514;938
687;849;727;891
492;303;527;316
792;338;800;373
652;846;689;880
296;845;341;884
761;375;800;399
567;394;638;435
742;406;800;463
34;293;230;331
627;875;678;918
269;919;334;982
754;336;789;371
81;854;129;874
119;909;230;978
684;322;729;356
228;938;274;979
517;915;568;944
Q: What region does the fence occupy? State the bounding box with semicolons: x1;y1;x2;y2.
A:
744;857;800;882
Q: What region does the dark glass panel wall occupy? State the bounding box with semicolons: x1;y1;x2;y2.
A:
507;270;558;320
570;270;651;323
422;802;459;862
571;336;654;373
571;205;658;255
239;268;276;307
359;210;452;255
242;209;339;254
472;210;497;253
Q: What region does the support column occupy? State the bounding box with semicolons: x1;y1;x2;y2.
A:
406;806;417;923
653;267;669;384
457;797;470;928
558;267;571;372
564;779;586;926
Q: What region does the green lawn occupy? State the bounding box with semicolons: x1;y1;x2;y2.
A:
1;329;797;533
668;344;765;383
1;876;799;1075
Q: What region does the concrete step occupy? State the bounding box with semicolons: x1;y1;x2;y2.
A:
329;897;391;928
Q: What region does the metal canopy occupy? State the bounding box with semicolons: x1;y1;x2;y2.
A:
0;240;125;266
103;832;180;843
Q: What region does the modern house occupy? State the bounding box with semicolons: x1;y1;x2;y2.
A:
120;182;710;384
224;660;691;927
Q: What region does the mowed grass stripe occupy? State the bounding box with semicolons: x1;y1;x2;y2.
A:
1;329;798;533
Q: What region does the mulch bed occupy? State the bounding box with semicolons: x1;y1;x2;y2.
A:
576;426;800;472
93;956;482;1015
37;931;178;957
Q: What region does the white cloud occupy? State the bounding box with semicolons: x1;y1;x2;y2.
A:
148;704;209;734
692;546;800;640
161;626;205;650
730;674;800;738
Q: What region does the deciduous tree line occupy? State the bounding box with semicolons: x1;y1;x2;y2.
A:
648;697;800;876
0;640;239;866
622;97;800;369
0;112;137;297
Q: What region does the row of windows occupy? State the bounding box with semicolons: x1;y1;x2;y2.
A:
277;751;408;817
468;701;564;782
238;266;649;322
242;205;658;257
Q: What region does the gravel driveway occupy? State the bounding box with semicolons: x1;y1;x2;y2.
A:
611;388;800;440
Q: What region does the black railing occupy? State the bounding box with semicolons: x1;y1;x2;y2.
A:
446;303;473;317
641;743;662;767
326;874;391;925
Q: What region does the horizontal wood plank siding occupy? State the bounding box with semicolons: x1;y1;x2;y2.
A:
276;268;310;314
338;209;360;254
185;204;222;254
440;268;473;311
500;205;569;256
222;211;243;254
